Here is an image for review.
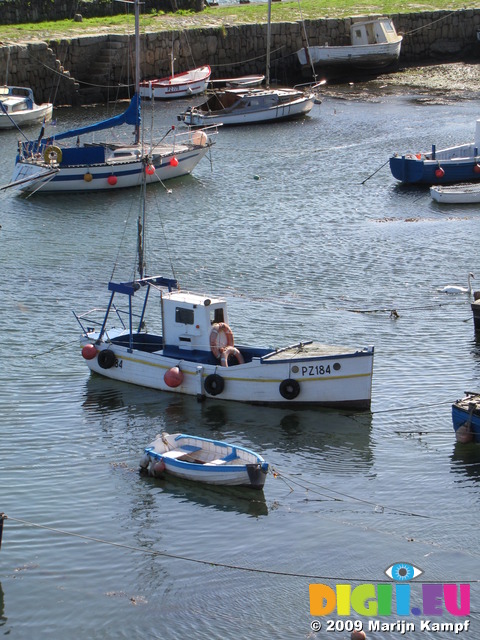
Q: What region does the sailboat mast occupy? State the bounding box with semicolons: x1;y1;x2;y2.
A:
266;0;271;88
134;0;140;144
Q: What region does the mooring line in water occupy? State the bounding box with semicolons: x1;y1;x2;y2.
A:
31;339;79;358
2;514;478;582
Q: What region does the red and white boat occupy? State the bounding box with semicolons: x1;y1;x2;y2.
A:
140;65;211;100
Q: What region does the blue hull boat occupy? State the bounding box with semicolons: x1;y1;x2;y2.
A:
452;392;480;443
390;119;480;185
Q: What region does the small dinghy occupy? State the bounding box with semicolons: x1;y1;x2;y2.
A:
452;392;480;443
140;433;269;489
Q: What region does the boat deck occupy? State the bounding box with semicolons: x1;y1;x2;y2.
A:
263;342;371;360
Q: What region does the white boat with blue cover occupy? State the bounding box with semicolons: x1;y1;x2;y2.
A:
140;432;269;488
7;0;212;193
0;85;53;129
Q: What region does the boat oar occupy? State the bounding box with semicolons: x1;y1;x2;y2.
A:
361;158;390;185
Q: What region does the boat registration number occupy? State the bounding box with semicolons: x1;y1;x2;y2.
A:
301;365;331;377
114;359;123;368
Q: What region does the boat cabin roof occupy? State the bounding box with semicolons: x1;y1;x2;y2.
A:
162;290;226;307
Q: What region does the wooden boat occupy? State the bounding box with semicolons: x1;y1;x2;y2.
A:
452;392;480;443
178;0;314;127
0;85;52;129
390;119;480;185
297;17;402;73
139;432;269;488
6;1;212;193
430;182;480;203
139;65;211;100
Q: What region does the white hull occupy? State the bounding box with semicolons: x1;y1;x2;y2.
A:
139;66;211;99
297;40;402;69
11;137;210;193
180;91;314;127
430;183;480;204
81;335;373;409
0;102;53;129
141;433;268;488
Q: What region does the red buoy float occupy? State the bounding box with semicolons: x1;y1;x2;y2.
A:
169;157;179;167
107;175;117;185
164;366;184;387
435;167;445;178
152;459;166;476
474;163;480;174
82;344;97;360
146;164;155;175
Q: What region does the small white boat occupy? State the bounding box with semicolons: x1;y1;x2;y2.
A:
430;183;480;204
297;17;402;72
0;85;53;129
139;65;211;99
209;74;265;88
140;432;269;488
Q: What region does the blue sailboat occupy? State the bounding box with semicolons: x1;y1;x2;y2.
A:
9;0;212;193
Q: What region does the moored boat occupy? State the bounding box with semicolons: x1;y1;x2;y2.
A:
430;182;480;204
139;65;211;99
390;119;480;185
297;17;402;74
452;392;480;443
140;432;269;488
0;85;53;129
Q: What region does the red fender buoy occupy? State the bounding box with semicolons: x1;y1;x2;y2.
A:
474;163;480;174
435;167;445;178
107;175;117;185
152;459;166;476
82;344;97;360
164;366;184;388
169;157;179;167
146;164;155;175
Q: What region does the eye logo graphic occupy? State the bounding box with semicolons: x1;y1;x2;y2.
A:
384;562;423;582
309;561;470;617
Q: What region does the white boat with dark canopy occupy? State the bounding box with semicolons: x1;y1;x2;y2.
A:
140;433;269;488
6;0;212;193
0;85;53;129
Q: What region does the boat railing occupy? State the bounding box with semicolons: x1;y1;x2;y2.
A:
73;304;128;334
155;124;220;152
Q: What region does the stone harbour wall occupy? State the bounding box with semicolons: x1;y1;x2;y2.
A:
1;9;479;106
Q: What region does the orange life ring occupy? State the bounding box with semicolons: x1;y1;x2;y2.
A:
210;322;234;359
220;345;245;367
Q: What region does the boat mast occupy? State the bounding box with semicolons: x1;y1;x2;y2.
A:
266;0;271;88
134;0;140;144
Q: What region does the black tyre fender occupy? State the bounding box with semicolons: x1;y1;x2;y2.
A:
204;373;225;396
279;378;300;400
97;349;116;369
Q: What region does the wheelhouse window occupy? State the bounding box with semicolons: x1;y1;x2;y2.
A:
175;307;194;324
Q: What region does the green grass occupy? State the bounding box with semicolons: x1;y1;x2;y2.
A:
0;0;474;42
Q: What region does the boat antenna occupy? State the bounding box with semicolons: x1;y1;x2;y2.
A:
266;0;271;88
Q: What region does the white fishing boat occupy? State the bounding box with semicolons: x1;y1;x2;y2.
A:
178;0;315;126
140;433;269;488
0;85;53;129
430;183;480;204
297;17;402;72
6;1;212;193
139;65;211;99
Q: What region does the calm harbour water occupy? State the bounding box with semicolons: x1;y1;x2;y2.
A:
1;84;480;639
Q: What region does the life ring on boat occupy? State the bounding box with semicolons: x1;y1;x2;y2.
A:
279;378;300;400
210;322;234;359
97;349;116;369
204;373;225;396
220;346;245;367
43;145;62;165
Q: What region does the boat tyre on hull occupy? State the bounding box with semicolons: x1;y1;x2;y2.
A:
279;378;300;400
204;373;225;396
97;349;116;369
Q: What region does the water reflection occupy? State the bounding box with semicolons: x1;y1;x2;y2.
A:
451;442;480;481
0;582;6;629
